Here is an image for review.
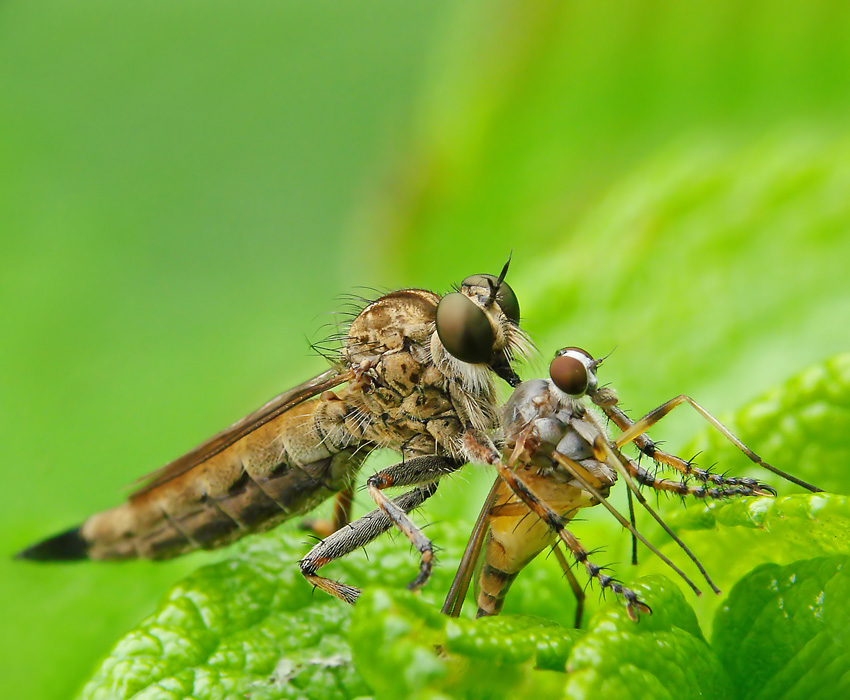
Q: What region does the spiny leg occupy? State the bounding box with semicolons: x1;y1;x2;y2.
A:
552;451;703;596
624;455;775;499
626;487;638;566
507;419;701;595
596;396;820;493
300;483;439;604
364;455;464;590
588;435;721;594
552;543;585;629
464;432;651;621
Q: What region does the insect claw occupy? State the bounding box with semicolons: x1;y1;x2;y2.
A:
627;599;653;621
407;566;432;592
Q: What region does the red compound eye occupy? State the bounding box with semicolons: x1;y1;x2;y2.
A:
550;354;588;396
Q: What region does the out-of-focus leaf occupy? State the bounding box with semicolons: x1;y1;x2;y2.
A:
350;579;728;700
711;556;850;700
443;614;582;672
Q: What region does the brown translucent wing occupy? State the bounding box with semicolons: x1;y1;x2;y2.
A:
130;367;354;499
441;475;503;617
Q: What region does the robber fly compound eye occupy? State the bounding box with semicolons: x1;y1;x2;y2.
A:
435;292;496;364
461;274;521;323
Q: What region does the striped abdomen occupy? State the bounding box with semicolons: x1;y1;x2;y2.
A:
475;471;598;618
20;391;371;561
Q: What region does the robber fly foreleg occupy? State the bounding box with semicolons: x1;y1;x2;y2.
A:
365;455;464;591
300;483;438;604
300;455;462;603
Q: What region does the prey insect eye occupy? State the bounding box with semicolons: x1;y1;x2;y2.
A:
461;274;521;323
436;292;495;364
550;354;589;396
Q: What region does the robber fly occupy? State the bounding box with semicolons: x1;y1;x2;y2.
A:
17;263;533;601
437;347;823;624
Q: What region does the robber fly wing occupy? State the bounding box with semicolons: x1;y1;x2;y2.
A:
130;366;353;498
441;475;503;617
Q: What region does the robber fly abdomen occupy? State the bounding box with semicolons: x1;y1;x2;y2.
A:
78;390;369;560
18;268;533;586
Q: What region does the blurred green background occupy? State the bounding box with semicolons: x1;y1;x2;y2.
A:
2;1;849;698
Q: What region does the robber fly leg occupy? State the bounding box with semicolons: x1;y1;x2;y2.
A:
299;486;355;538
464;432;651;621
365;455;464;591
300;483;439;604
595;397;820;493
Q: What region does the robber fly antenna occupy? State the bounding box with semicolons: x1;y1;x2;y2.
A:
497;252;512;286
486;253;513;307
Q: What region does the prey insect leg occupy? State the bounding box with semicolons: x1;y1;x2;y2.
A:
623;457;776;499
300;483;439;604
626;487;638;566
588;436;721;594
552;452;704;596
551;544;585;629
596;396;821;492
464;432;651;621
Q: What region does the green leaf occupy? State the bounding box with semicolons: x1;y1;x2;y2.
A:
635;493;850;630
565;576;732;700
683;353;850;495
711;556;850;700
78;536;370;700
348;577;737;700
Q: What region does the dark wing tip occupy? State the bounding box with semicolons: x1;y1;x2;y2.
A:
15;526;89;562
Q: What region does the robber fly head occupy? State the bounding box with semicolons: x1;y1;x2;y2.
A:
434;259;533;388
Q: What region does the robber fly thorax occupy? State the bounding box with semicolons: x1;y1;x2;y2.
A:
17;265;533;571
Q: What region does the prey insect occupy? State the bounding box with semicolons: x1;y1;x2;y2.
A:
17;263;533;604
440;347;822;624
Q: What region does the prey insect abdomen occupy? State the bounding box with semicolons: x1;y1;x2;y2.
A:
466;373;617;618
